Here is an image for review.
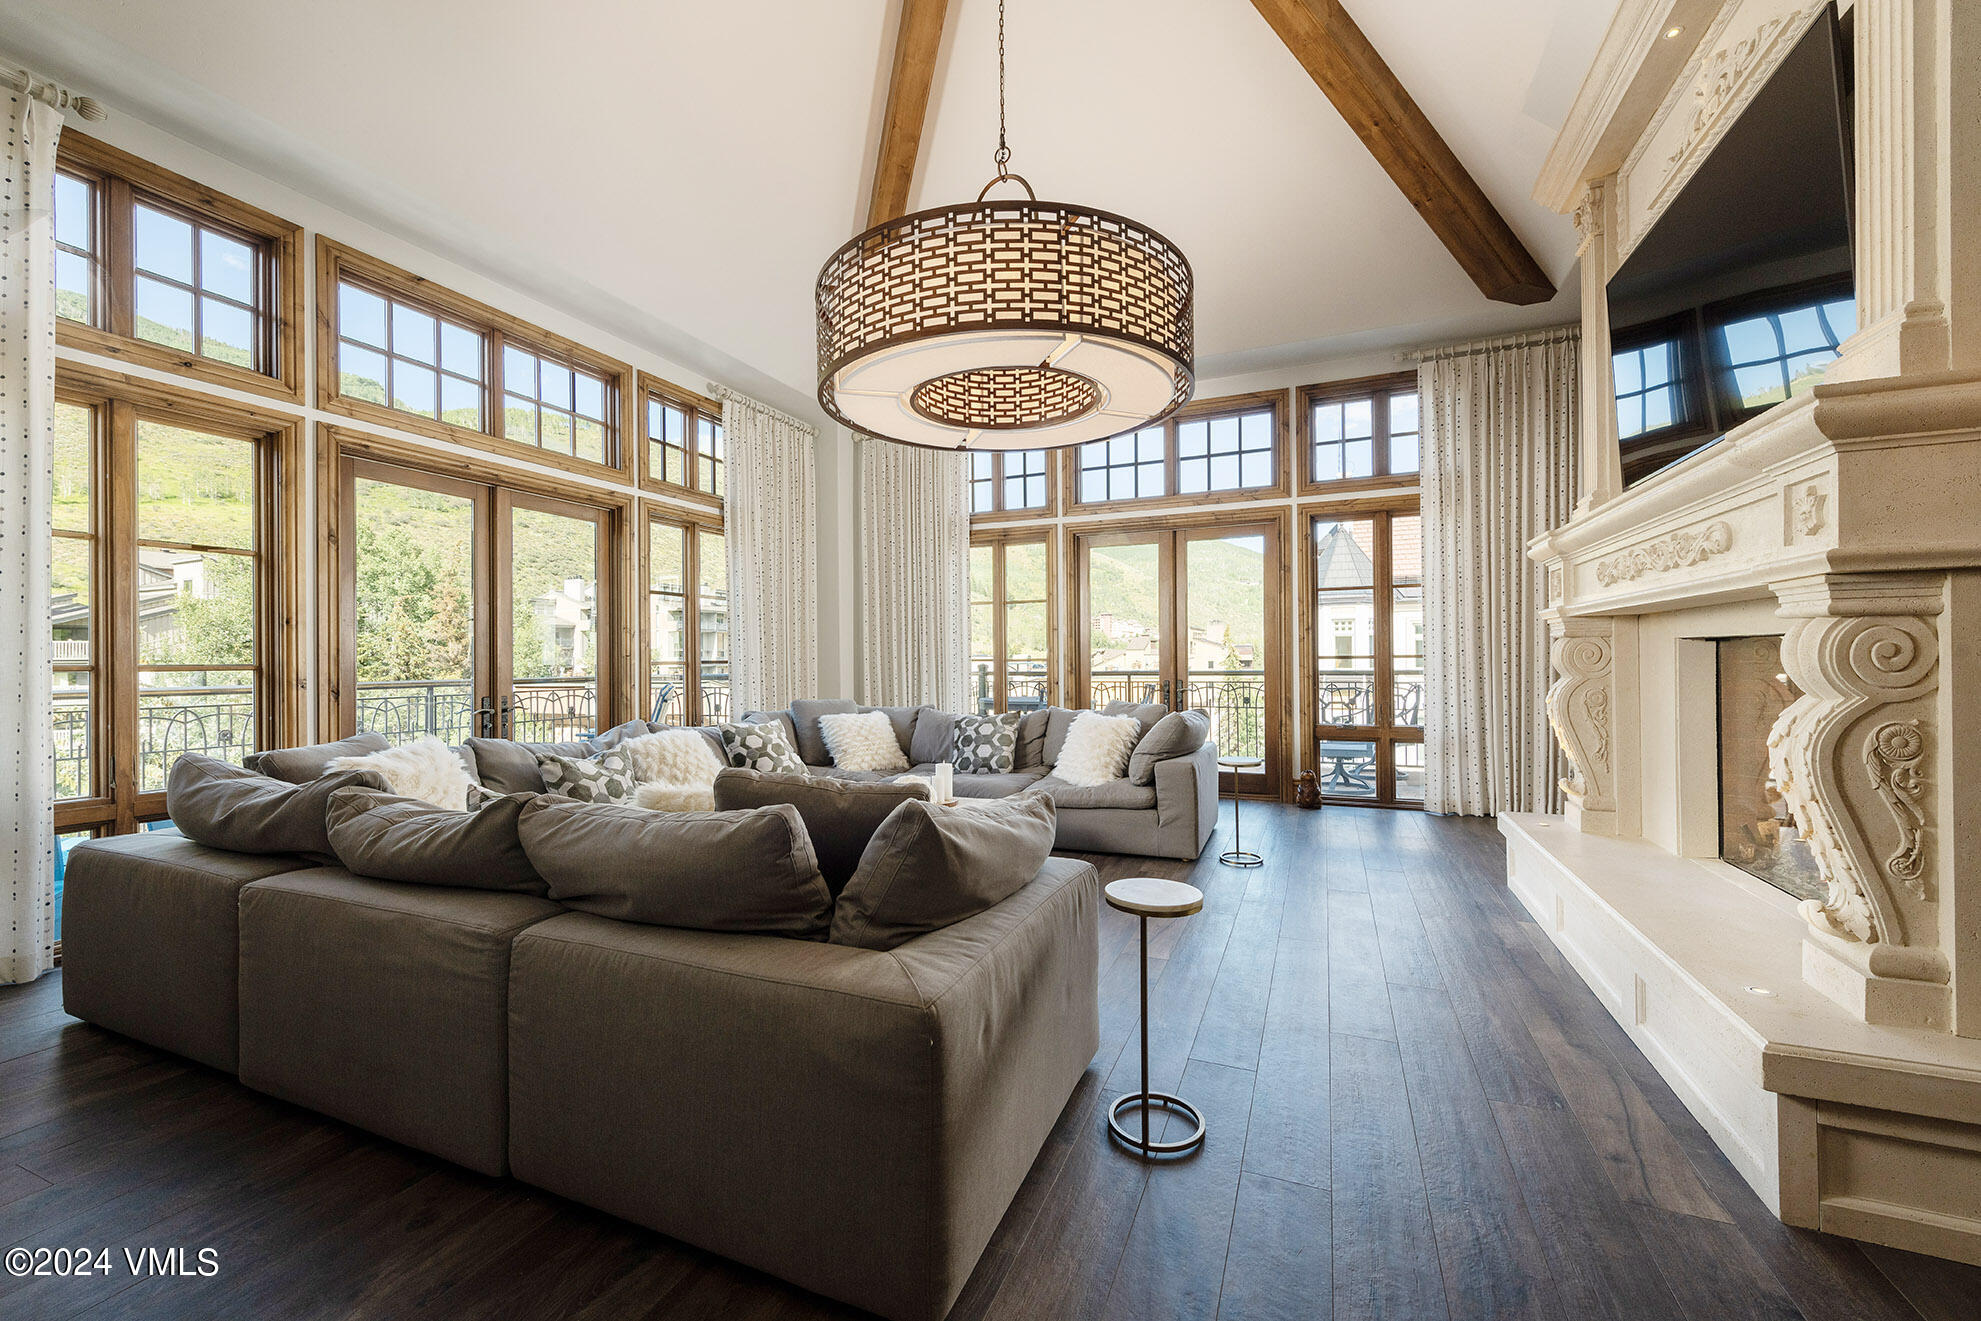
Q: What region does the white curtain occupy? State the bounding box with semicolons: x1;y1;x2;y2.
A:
858;438;971;711
1419;328;1579;817
1;96;63;985
717;386;818;712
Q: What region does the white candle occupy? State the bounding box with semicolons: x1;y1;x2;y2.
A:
934;763;954;803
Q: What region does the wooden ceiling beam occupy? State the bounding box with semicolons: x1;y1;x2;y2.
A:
1249;0;1557;305
867;0;951;228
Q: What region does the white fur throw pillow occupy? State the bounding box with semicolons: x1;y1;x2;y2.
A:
818;711;909;773
1053;711;1143;787
634;780;716;812
329;736;475;811
620;728;724;787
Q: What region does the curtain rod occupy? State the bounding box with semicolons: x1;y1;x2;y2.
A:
1403;323;1580;363
708;382;817;437
0;65;106;121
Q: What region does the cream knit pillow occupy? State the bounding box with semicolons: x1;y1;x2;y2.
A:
328;736;476;811
620;728;724;786
1052;711;1142;787
818;710;910;773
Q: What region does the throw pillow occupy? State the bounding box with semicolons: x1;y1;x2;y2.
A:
328;736;477;811
718;720;807;774
535;747;636;805
463;737;590;794
620;727;725;786
818;710;910;773
830;791;1057;951
1127;709;1213;785
517;796;832;938
634;780;715;812
1053;711;1143;787
713;767;930;896
950;711;1021;774
243;732;387;783
324;787;546;895
788;697;859;765
167;753;383;861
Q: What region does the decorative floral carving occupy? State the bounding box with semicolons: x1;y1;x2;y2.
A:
1865;720;1928;897
1584;685;1610;771
1792;484;1826;537
1595;521;1733;587
1548;629;1613;814
1662;6;1822;189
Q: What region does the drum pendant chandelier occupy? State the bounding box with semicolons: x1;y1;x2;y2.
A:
816;0;1194;451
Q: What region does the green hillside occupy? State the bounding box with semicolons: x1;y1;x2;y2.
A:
1087;536;1267;659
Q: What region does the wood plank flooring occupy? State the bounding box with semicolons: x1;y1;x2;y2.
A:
3;805;1978;1320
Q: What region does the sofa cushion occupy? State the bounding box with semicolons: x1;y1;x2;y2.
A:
465;736;591;794
535;746;636;805
1014;709;1052;769
1041;707;1077;765
909;709;958;764
518;796;832;938
1054;711;1143;787
1127;709;1213;785
950;768;1048;798
789;697;859;766
167;753;382;861
243;732;388;783
1034;774;1158;810
718;719;806;773
1103;699;1169;737
831;792;1056;951
713;767;930;897
329;736;479;810
589;717;658;751
325;787;546;895
238;869;560;1176
60;830;312;1072
950;711;1021;774
859;704;923;756
819;710;911;772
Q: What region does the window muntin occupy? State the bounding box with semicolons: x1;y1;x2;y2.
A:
968;450;1050;517
1717;295;1856;413
1614;339;1680;439
54;170;100;327
1303;376;1419;489
696;414;725;499
126;202;267;371
643;388;724;501
337;281;486;430
53;401;97;803
504;345;612;464
645;517;729;725
1310;508;1423;804
970;452;994;514
1079;427;1165;503
1178;408;1274;494
970;536;1053;713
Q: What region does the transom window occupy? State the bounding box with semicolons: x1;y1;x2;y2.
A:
969;450;1050;516
1078;427;1166;503
337;282;486;429
504;345;611;465
1071;393;1286;509
1300;373;1420;491
1178;409;1273;493
131;202;266;371
642;381;725;502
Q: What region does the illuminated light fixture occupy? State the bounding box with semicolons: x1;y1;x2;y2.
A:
1664;24;1684;38
816;0;1194;451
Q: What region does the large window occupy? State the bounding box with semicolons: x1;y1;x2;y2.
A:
318;238;630;477
645;513;729;725
54;132;302;401
1299;373;1420;493
969;535;1054;713
641;379;725;503
1069;392;1286;509
1307;508;1423;805
969;450;1052;518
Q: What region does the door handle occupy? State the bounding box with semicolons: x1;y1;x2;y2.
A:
497;694;517;739
472;696;497;738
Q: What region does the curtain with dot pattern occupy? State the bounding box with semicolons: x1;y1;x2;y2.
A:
716;387;819;713
858;437;971;713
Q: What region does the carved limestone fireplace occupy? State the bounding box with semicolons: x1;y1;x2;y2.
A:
1506;0;1981;1267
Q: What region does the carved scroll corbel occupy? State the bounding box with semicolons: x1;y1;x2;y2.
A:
1548;626;1614;815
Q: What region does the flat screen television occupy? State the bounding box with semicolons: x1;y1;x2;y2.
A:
1605;4;1854;486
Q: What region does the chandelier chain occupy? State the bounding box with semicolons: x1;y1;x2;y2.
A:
994;0;1009;171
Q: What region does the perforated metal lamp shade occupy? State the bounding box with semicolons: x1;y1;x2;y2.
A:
816;194;1195;451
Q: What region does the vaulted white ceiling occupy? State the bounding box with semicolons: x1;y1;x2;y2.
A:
1;0;1613;416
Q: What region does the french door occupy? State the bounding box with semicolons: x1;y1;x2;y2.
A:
334;455;611;743
1074;517;1286;796
1305;507;1424;805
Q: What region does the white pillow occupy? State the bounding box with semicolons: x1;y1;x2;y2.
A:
328;736;475;811
818;710;910;773
1053;711;1142;787
620;728;724;786
634;780;716;812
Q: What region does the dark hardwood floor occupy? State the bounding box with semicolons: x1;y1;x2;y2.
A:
4;805;1978;1320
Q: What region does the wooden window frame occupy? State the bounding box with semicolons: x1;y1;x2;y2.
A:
637;374;725;509
1296;371;1422;496
968;529;1058;713
313;424;637;741
1061;389;1291;513
55;131;304;404
316;238;634;481
638;502;729;725
1298;496;1424;809
968;450;1058;522
53;362;305;837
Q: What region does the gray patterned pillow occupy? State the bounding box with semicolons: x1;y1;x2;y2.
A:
718;720;807;774
534;747;636;805
950;711;1021;774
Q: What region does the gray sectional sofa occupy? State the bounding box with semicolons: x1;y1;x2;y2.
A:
740;697;1221;861
61;735;1103;1321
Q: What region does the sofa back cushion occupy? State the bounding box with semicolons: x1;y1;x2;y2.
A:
788;697;859;765
465;737;591;794
588;718;658;751
910;709;958;764
1103;699;1169;737
167;753;382;861
1042;707;1077;765
858;704;923;756
1015;708;1053;769
830;791;1056;951
1127;709;1213;785
244;732;388;783
517;796;832;938
712;767;929;897
325;787;547;895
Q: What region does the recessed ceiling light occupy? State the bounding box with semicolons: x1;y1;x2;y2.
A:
1745;985;1776;997
1665;25;1684;39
